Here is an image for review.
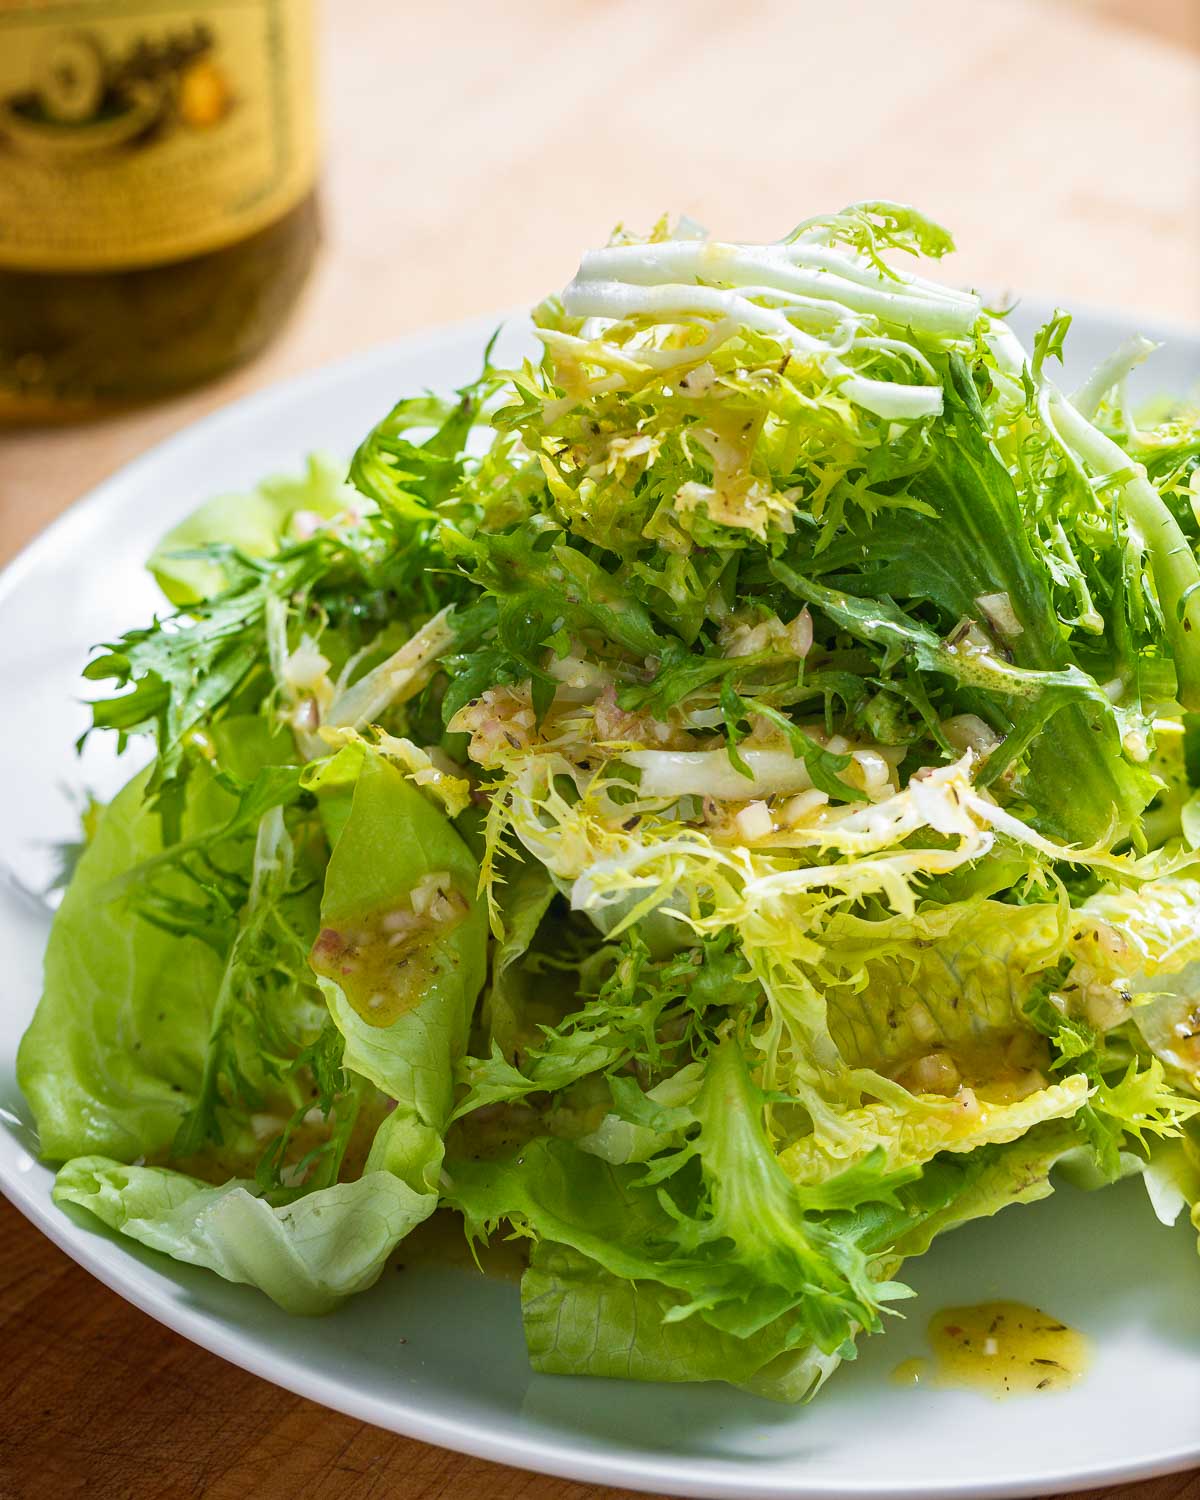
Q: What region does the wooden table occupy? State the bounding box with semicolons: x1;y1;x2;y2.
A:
2;1;1198;1496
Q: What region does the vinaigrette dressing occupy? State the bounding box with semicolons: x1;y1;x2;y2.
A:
895;1300;1089;1397
309;881;467;1028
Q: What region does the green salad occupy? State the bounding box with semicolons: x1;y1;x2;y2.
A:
19;202;1200;1400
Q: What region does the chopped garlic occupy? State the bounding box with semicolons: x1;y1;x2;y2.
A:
975;591;1023;637
782;788;829;825
942;713;1003;757
904;1050;961;1094
282;638;332;693
678;360;716;396
410;870;452;917
734;800;774;842
786;607;813;658
850;748;892;795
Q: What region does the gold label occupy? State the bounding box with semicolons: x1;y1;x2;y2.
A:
0;0;317;271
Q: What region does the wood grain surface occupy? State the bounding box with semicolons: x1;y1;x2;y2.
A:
2;1;1198;1497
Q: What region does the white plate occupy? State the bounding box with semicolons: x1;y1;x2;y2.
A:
1;306;1199;1500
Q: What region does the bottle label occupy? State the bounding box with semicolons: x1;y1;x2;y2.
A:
0;0;316;272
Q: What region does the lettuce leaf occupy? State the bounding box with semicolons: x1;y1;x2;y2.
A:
522;1242;841;1401
19;764;233;1162
1142;1127;1200;1230
512;1126;1077;1396
18;710;325;1171
483;862;558;1060
447;1039;920;1358
30;740;488;1312
308;746;488;1193
818;899;1064;1072
52;1158;429;1315
1142;1124;1200;1276
887;1123;1077;1258
149;455;356;606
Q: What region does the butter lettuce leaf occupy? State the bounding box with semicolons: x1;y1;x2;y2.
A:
19;764;235;1163
29;738;488;1312
522;1242;841;1401
53;1158;429;1315
308;746;488;1193
149;454;356;606
819;899;1065;1072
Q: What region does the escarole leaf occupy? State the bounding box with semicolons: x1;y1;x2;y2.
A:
771;364;1154;844
448;1039;916;1358
499;1118;1079;1396
455;929;745;1120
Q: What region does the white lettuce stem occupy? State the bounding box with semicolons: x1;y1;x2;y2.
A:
325;606;456;731
1071;334;1158;420
562;278;943;422
576;242;978;339
852;337;940;383
776;242;977;306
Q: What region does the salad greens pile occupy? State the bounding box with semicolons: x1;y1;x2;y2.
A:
19;202;1200;1397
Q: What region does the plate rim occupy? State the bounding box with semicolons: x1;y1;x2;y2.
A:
2;309;1199;1500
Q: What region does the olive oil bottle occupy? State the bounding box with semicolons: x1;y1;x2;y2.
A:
0;0;319;421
